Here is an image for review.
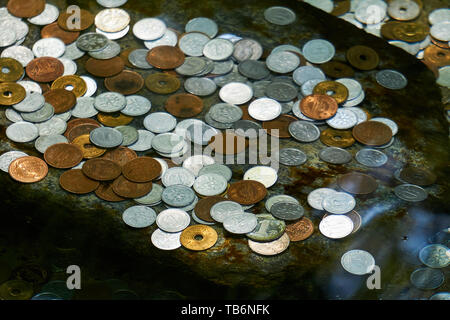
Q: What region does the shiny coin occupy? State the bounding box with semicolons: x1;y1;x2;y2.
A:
193;173;228;197
95;8;130;33
320;128;355;148
356;148;388;167
89;127;123;148
1;46;34;67
27;3;59;25
410;268;444;290
36;116;67;136
151;228;181;250
203;38;234;61
394;184;428;202
346;45;379;70
51;75;87;97
13;92;45;113
127;49;152;69
388;0;420;21
248;232;290;256
322;191;356;214
293;66;326;86
156;208;190;233
336;78;362;101
326;108;358;129
122;206;156;228
186;122;219;146
219;82;253;105
277;148;307;166
72;134;106;159
270;201;304;221
133;18;166;40
6;121;38;143
0;58;23;82
243;166;278;188
81;76;97;97
0;82;26;105
143;112;177;133
175;56;207;76
337;172;378;195
238;60;270;80
307;188;337;211
88;40;121;60
264;6;296;25
341;250;375;275
182;155;215;176
178;32;210;57
319;214;354;239
266;51;300;73
0;151;28;172
185;17;218;38
313;80;349;104
419;244;450;269
285;217;314;242
375;69;408;90
180;225;217;251
288;120;320;142
162;167;196;187
184;77;217;96
8;156;48;183
429;292;450;300
59;169;99;194
94;92;126;113
194;196;226;222
265;195;299;212
223;212;258;234
302;39;335;64
97;112;132;127
248;98;282;121
151;133;185;155
353;121;392;146
32;37;65;58
319;147;352;164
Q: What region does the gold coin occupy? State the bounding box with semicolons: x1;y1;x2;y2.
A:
145;72;181;94
180;225;218;251
0;58;23;82
381;21;402;40
313;81;349;104
72;134;106;159
392;22;429;43
0;280;33;300
0;82;26;105
320;128;355;148
97;112;133;126
51;75;87;97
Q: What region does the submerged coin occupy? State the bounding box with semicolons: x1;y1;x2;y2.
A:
394;184;428;202
264;6;296;25
356;149;388;167
180;225;218;251
410;268;444;290
277;148;307;166
319;214;354;239
248;233;290;256
353;121;392;146
341;250;375;275
319;147;352;164
346;45;379;70
419;244;450;269
337;172;378;195
375;69;408;90
0;280;33;300
285;217;314;242
288;120;320;142
399;166;436;186
145;73;180;94
270;201;304;221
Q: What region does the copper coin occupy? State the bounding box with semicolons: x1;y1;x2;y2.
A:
194;196;227;222
430;36;450;50
95;182;125;202
313;81;349;104
59;169;100;194
0;58;23;82
8;156;48;183
119;48;135;68
285;217;314;242
145;73;181;94
146;46;185;69
85;57;124;78
51;75;87;97
262;114;297;138
82;158;122;181
97;113;133;127
227;180;267;205
0;82;26;105
165;93;203;118
240;105;253;121
41;22;80;45
44;143;83;169
102;147;137;167
424;45;450;68
43;89;77;114
122;157;161;183
111;175;152;198
331;0;350;16
337;172;378;195
65;123;101;142
66;118;101;134
180;225;218;251
104;70;144;95
26;57;64;83
7;0;45;18
320;61;355;78
208;132;248;155
346;45;379;70
352;121;392;146
300;94;338;120
57;8;94;32
71;134;106;159
320;128;355;148
399;166;437;186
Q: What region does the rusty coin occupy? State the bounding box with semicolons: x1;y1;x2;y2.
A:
59;169;100;194
111;175;152;198
0;82;26;105
194;196;227;222
95;182;125;202
424;45;450;68
97;113;133;126
122;156;161;183
41;22;80;45
165;93;203;118
146;46;185;69
44;143;83;169
320;60;355;78
0;58;23;82
337;172;378;195
399;166;437;186
180;225;218;251
65;123;101;142
71;134;106;159
7;0;45;18
102;147;137;167
82;158;122;181
57;8;94;32
26;57;64;83
262;114;297;138
145;73;181;94
104;70;144;95
300;94;338;120
208;132;248;155
285;217;314;241
8;156;48;183
320;128;355;148
228;180;267;205
85;57;124;78
346;45;379;70
51;75;87;97
352;120;392;146
44;89;77;114
313;80;349;104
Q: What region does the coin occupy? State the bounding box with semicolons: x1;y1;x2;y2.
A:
59;169;100;194
262;114;297;138
238;60;270;80
285;217;314;242
44;89;76;114
429;292;450;300
424;45;450;68
165;93;203;118
219;82;253;105
44;143;83;168
0;58;23;82
58;8;94;31
322;191;356;214
194;196;226;222
346;45;379;70
162;167;195;187
51;75;87;97
375;69;408;90
388;0;420;21
243;166;278;188
0;151;28;172
122;205;156;228
7;0;45;18
399;166;436;186
8;156;48;183
112;175;152;198
410;267;444;290
355;148;388;167
248;232;290;256
193;173;228;197
21;102;54;123
85;57;124;78
66;121;100;141
104;70;144;95
319;214;354;239
41;22;79;45
143;112;177;133
300;94;338;120
133;18;166;41
318;147;352;164
320;128;355;148
145;73;180;94
101;147;136;167
228;180;267;205
180;225;217;251
353;121;393;146
0;82;26;105
266;50;300;73
276;148;307;166
264;6;296;25
270;201;305;221
151;229;181;251
392;22;429;43
0;280;33;300
394;184;428;202
146;46;185;69
337;172;378;195
320;61;355;79
341;250;375;275
81;158;121;181
288;120;321;143
419;244;450;268
313;81;349;104
223;212;258;234
233;38;263;62
248;98;282;121
302;39;335;64
122;157;161;183
156;208;190;233
95;182;125;202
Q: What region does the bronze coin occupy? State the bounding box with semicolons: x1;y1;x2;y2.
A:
104;70;144;95
0;82;26;105
352;120;392;146
331;0;350;16
26;57;64;83
82;158;122;181
320;61;355;78
194;196;227;222
320;128;355;148
300;94;338;120
122;157;162;183
381;21;403;40
145;72;181;94
399;166;436;186
66;118;101;134
8;156;48;183
180;225;218;251
146;46;185;69
165;93;203;118
208;132;248;155
346;45;379;70
7;0;45;18
430;36;450;50
51;75;87;97
424;45;450;68
262;114;297;138
57;8;94;32
119;48;135;68
97;113;133;127
71;134;106;159
59;169;100;194
392;22;429;43
85;57;125;78
102;147;137;167
44;143;83;169
65;123;101;142
0;58;23;82
111;175;152;198
41;22;80;44
337;172;378;195
95;182;125;202
227;180;267;205
313;81;349;104
43;89;77;114
285;217;314;242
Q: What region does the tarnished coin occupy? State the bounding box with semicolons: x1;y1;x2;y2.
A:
58;8;94;31
143;112;177;133
264;6;296;25
97;112;132;127
288;120;320;142
101;146;137;167
6;121;39;143
270;201;305;221
419;244;450;269
0;151;28;172
228;180;267;205
0;280;33;300
162;184;195;207
322;191;356;214
346;45;379;70
319;147;352;164
302;39;335;64
410;268;444;290
320;61;354;78
35;134;68;153
8;156;48;183
43;89;76;114
265;81;298;102
162;167;196;187
156;208;190;233
85;56;124;77
319;214;354;239
165;93;203;118
145;73;180;94
337;172;378;195
122;206;156;228
122;157;161;183
248;233;290;256
375;69;408;90
277;148;307;166
132;18;166;41
180;225;218;251
341;250;375;275
151;229;181;251
95;182;125;202
59;169;100;194
147;46;185;69
246;213;286;241
285;217;314;242
185;17;218;38
89;127;123;148
394;184;428;202
194;196;227;222
223;212;258;234
399;166;436;186
112;175;152;198
82;158;121;181
355;148;388;167
352;121;393;146
44;143;83;168
7;0;45;18
209;103;243;124
388;0;420;21
300;94;338;120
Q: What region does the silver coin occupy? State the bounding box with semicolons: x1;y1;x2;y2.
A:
419;244;450;269
184;77;217;96
194;58;216;78
212;59;234;75
61;42;85;60
154;158;168;180
210;201;244;223
204;112;233;129
133;18;166;41
162;167;196;187
428;8;450;25
203;38;234;61
223;212;258;234
128;129;154;152
175;57;207;76
115;125;138;146
37;117;67;136
238;60;270;80
356;148;388;167
122;206;156;228
151;228;181;250
59;58;77;75
156;141;189;158
169;194;198;212
21;102;54;123
94;92;126;113
27;3;59;25
214;71;249;87
277;148;307;166
121;95;151;116
266;51;300;74
410;267;444;290
301;79;326;96
81;76;97;97
336;78;363;101
143;112;177;133
288;120;320;142
162;185;195;207
319;147;352;164
356;1;386;24
371;117;398;135
375;69;408;90
88;40;121;59
341;250;376;275
72;97;98;118
326;108;358;129
429;292;450;300
302;39;335;64
248;232;290;255
76;33;108;52
13;92;45;113
265;81;298;102
219;82;253;105
304;0;334;12
178;32;210;57
264;6;296;25
96;25;130;40
232;119;264;139
243;165;278;188
343;107;367;124
16;80;42;94
437;66;450;87
389;40;420;55
388;0;419;21
394;184;428;202
5;108;23;122
1;45;34;67
0;151;28;172
182;155;215;176
185;122;219;145
322;191;356;214
270;201;304;221
265;195;298;212
134;184;164;206
198;163;232;181
209;103;243;123
128;49;153;69
6;121;39;143
319;214;354;239
151;133;185;154
0;28;16;47
248;97;282;121
307;188;337;211
342;90;365;107
175;119;205;139
233;38;263;62
95;8;130;33
193;173;228;196
144;28;178;50
217;33;242;43
34;134;68;153
185;17;218;38
0;19;28;42
156;208;191;233
89;127;123;148
97;0;128;8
